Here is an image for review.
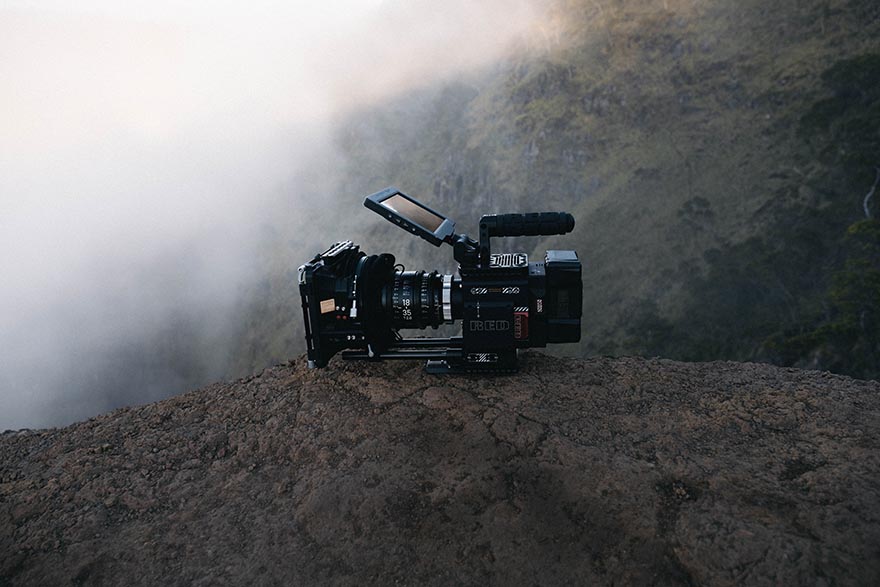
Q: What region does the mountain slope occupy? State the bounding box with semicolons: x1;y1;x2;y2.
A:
222;0;879;435
298;0;879;377
3;354;879;585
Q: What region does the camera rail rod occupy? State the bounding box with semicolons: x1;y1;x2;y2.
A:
341;337;463;362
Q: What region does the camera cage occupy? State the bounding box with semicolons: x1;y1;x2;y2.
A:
326;188;578;373
299;187;579;374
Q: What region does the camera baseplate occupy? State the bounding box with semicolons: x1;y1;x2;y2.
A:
340;337;519;374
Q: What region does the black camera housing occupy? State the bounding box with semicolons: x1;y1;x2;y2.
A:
298;187;582;373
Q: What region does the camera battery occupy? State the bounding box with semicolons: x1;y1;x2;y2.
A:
545;250;582;343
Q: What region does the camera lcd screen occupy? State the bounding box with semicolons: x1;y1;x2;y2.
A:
380;194;444;232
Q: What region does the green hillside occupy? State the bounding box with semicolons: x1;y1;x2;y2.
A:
237;0;880;380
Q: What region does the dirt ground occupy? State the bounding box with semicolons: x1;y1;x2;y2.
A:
2;352;879;586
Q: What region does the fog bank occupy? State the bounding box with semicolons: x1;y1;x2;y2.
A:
0;0;543;429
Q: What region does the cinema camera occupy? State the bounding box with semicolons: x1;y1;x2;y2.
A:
298;187;582;373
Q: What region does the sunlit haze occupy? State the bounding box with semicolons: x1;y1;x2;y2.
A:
0;0;542;429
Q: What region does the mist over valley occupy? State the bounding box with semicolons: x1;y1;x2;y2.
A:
2;0;878;429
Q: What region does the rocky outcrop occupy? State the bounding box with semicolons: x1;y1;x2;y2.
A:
2;353;879;585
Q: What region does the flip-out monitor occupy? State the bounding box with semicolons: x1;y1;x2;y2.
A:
364;187;456;246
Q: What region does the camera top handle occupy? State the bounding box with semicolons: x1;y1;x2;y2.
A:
480;212;575;238
478;212;575;265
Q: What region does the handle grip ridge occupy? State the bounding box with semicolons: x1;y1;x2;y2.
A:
481;212;575;237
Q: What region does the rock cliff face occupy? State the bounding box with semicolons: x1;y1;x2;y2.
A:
2;353;879;586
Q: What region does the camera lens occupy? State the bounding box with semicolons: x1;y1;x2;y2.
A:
384;270;459;329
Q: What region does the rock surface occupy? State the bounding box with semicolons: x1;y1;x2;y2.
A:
2;353;879;586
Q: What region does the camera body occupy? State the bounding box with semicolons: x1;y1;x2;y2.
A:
298;187;582;373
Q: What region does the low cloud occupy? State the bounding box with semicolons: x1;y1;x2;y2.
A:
0;0;544;429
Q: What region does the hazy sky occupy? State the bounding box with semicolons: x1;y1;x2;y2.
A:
0;0;542;429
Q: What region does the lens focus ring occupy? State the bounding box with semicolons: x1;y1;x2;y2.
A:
388;270;445;329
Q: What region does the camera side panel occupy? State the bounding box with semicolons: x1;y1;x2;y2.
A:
460;263;529;354
545;250;583;343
